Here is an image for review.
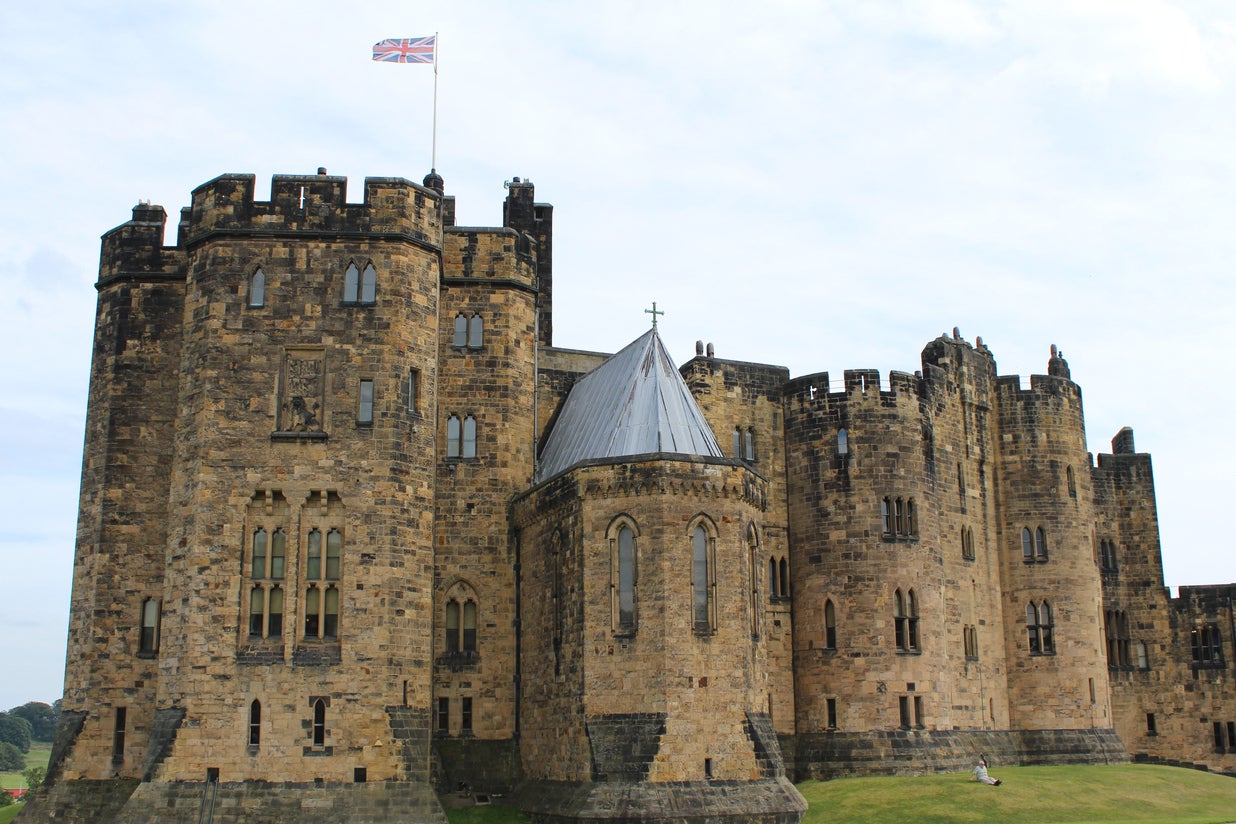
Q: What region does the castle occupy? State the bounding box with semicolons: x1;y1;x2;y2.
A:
21;169;1236;824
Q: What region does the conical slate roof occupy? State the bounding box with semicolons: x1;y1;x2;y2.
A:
534;328;725;483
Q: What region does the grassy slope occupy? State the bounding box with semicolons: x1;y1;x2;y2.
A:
0;741;52;790
0;803;23;824
441;765;1236;824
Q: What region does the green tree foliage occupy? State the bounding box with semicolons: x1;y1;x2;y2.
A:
0;742;24;771
0;787;12;806
7;702;58;742
0;716;31;754
21;765;45;792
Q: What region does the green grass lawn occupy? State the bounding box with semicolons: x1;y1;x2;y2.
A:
0;802;23;824
0;741;52;791
441;764;1236;824
798;763;1236;824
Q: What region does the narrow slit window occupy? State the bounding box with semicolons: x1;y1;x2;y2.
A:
248;700;261;747
312;699;326;748
358;380;374;424
249;268;266;308
462;415;477;459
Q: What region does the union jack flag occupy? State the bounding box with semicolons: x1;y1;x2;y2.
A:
372;36;436;64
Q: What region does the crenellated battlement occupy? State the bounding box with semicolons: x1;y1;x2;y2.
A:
177;171;444;248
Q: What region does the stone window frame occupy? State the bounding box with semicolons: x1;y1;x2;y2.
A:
309;697;329;750
768;554;790;602
440;579;481;667
112;706;126;765
1105;609;1132;668
747;523;761;640
688;515;719;635
552;528;567;672
436;697;450;737
302;526;342;640
342;260;377;305
461;697;474;735
1066;465;1077;498
1098;538;1118;573
880;496;918;540
607;515;640;636
248;699;262;749
1191;623;1224;667
1021;526;1050;564
893;588;920;653
245;492;289;642
961;526;976;561
247;265;266;308
357;379;375;426
824;598;838;650
1026;600;1055;655
407;368;421;417
446;413;478;460
138;596;161;657
963;624;979;660
452;312;485;350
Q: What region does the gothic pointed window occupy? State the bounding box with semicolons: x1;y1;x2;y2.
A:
733;428;742;460
748;526;760;639
837;428;848;455
445;599;460;653
610;519;638;633
463;415;477;459
270;529;286;579
1021;528;1034;561
1035;527;1049;561
1028;601;1055;654
447;415;461;457
344;263;360;303
249;268;265;308
744;428;755;462
360;263;376;304
690;520;718;634
894;588;919;652
252;529;267;577
326;529;342;579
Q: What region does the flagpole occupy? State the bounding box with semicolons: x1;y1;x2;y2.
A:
432;32;439;172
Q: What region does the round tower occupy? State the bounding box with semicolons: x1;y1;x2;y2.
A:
994;346;1112;733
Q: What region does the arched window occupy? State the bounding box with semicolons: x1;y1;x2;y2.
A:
312;699;326;748
468;314;483;348
744;428;755;462
824;599;837;649
779;557;789;598
447;415;461;457
344;263;360;303
249;268;265;308
326;529;342;579
453;314;468;347
617;526;635;629
139;597;160;654
748;526;760;639
1021;528;1034;561
248;700;261;747
270;529;286;579
691;521;717;633
961;527;975;561
837;428;848;455
733;428;742;460
1136;641;1148;670
1066;466;1077;497
463;415;477;459
1035;528;1049;561
1027;601;1055;654
769;557;778;601
252;528;267;577
307;529;322;579
360;263;376;304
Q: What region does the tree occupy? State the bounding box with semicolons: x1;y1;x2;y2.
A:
0;714;31;753
22;765;46;792
0;787;12;807
0;741;24;771
7;701;59;742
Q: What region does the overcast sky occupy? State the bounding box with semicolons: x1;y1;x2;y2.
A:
1;0;1233;711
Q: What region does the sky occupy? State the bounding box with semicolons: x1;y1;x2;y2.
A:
1;0;1234;711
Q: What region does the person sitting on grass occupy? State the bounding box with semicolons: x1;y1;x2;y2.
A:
970;757;1002;786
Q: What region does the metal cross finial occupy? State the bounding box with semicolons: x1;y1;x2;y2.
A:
645;301;665;328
